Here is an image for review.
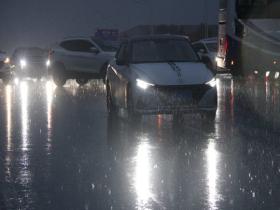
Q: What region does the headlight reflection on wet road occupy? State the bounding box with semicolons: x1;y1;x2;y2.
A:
5;85;13;181
20;81;29;151
133;136;154;209
5;85;12;151
206;140;220;210
46;80;55;148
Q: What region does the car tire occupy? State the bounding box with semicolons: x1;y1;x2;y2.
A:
76;78;88;86
127;85;141;121
106;81;117;116
52;63;66;87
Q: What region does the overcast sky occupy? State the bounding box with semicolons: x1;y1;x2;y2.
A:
0;0;219;52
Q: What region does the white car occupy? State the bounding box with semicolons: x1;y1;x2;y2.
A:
106;35;217;119
192;38;218;71
49;36;117;86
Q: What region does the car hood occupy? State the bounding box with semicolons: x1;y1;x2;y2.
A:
130;62;214;86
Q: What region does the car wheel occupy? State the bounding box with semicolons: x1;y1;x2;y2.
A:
52;64;66;87
106;81;117;116
76;78;88;86
127;85;141;121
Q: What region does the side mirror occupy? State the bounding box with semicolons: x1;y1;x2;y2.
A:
90;47;99;54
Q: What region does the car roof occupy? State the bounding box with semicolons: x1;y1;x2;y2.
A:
125;34;190;43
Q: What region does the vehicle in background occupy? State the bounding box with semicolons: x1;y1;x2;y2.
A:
106;35;217;120
49;36;117;86
0;51;13;82
6;47;49;79
217;0;280;77
192;37;218;71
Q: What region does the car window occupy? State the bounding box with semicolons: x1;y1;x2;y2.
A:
92;38;118;52
131;39;199;63
60;40;94;52
192;43;207;53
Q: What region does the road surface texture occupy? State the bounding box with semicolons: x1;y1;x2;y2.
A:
0;74;280;210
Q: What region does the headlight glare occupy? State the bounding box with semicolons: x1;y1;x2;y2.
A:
136;79;154;90
4;57;10;64
46;59;50;67
20;59;27;68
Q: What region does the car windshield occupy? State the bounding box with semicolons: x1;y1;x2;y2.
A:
91;38;118;52
13;48;45;59
205;42;217;52
131;39;199;63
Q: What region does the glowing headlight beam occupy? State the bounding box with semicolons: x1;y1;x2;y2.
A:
136;79;154;90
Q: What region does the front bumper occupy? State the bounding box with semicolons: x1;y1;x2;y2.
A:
133;84;217;114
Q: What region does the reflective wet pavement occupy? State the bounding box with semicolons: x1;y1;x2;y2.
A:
0;75;280;210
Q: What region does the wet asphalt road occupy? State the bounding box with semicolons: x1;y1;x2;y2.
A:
0;75;280;210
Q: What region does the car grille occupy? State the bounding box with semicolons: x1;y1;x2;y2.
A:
155;84;211;104
136;84;211;109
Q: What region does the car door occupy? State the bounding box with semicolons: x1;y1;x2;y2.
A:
60;39;101;73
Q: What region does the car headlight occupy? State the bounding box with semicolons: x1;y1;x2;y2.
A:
46;59;50;67
206;78;216;87
4;57;10;64
20;59;27;69
136;79;154;90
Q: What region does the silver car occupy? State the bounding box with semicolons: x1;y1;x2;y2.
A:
106;35;217;119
